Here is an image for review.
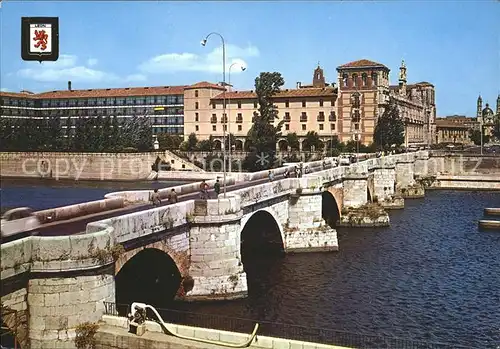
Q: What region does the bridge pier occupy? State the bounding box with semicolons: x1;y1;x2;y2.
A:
414;151;430;178
372;158;404;209
285;177;338;252
185;198;248;301
395;154;424;198
342;173;369;208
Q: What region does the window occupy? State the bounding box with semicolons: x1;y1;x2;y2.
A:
221;113;227;123
195;90;199;97
300;112;307;122
372;73;378;86
284;112;290;121
195;112;199;122
211;114;217;123
302;100;306;107
223;125;227;131
352;74;358;87
253;101;258;108
354;123;359;130
195;102;199;109
342;73;348;87
285;124;289;130
319;124;324;130
302;124;306;131
319;100;323;107
195;125;199;131
285;100;289;108
237;101;242;109
362;73;368;87
331;123;335;130
329;111;336;121
236;113;243;123
238;125;242;131
213;125;216;131
317;111;325;122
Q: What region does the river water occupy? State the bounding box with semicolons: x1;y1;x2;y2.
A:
0;178;189;211
175;190;500;348
1;180;499;347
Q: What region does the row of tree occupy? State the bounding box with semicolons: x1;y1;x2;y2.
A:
0;115;155;152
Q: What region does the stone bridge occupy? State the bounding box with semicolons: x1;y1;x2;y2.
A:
4;150;493;348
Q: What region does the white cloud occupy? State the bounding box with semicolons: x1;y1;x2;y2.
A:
16;54;146;84
1;87;9;92
138;44;259;74
87;58;98;66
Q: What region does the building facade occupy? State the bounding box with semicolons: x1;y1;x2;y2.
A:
0;81;187;137
476;94;500;137
435;115;476;145
1;59;437;150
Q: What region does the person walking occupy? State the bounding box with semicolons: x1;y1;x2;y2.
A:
150;188;161;206
268;170;274;182
167;188;178;204
214;179;221;199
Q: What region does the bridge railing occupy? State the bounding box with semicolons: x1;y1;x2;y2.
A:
103;302;474;349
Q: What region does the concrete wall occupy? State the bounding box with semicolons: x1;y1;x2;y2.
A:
97;315;351;349
429;175;500;190
0;152;164;180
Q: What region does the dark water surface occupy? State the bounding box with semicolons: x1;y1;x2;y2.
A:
0;178;189;211
175;190;500;348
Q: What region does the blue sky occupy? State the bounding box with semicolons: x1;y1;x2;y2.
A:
1;1;499;117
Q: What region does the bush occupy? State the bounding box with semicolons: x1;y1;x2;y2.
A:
75;322;99;349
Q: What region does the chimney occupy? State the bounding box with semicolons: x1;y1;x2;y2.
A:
296;81;301;89
68;81;72;91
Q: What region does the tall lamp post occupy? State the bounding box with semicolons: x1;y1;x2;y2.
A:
480;118;484;155
228;62;246;172
201;32;227;197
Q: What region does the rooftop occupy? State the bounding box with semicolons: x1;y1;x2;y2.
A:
211;87;336;100
337;59;388;70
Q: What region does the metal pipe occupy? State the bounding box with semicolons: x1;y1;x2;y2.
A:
202;32;227;197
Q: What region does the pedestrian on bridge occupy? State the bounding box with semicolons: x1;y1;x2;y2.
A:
214;179;221;199
150;189;161;206
199;180;209;200
168;188;178;204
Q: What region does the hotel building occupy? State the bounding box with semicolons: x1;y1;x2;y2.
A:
1;59;438;150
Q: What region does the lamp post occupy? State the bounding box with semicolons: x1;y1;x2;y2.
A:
202;32;227;197
228;62;246;172
480;119;484;155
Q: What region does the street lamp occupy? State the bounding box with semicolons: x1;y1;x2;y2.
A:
228;62;246;172
201;32;227;197
480;118;484;155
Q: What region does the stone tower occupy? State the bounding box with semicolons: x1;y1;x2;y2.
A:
312;63;326;88
398;59;407;97
496;94;500;116
477;95;483;121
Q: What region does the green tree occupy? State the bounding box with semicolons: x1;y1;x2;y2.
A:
303;131;323;151
197;139;213;151
136;116;153;152
101;116;113;151
224;133;237;151
373;97;405;151
245;72;285;170
110;115;122;151
73;117;86;151
186;133;198;151
46;115;63;150
157;133;183;150
286;132;300;151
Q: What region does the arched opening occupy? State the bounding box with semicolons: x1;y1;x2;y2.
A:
244;140;254;151
278;139;288;151
322;191;340;228
234;139;243;151
213;140;222;150
240;211;284;272
367;187;372;202
115;248;181;313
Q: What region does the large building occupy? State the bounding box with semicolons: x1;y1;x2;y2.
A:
435;115;476;145
1;59;437;150
476;94;500;137
0;81;187;136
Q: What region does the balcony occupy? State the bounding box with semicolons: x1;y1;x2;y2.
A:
210;116;217;124
300;113;308;122
236;116;243;123
317;113;325;122
221;115;228;124
283;115;291;122
329;112;336;122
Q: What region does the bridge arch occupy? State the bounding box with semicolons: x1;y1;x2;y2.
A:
1;307;24;349
115;248;182;310
322;190;342;227
239;209;285;268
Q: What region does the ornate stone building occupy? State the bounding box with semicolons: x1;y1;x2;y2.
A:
476;94;500;137
435;116;475;145
336;59;436;147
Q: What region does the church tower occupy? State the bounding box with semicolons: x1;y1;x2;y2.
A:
312;63;326;88
496;94;500;116
398;59;407;97
477;95;483;120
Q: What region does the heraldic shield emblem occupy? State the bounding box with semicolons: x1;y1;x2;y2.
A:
21;17;59;62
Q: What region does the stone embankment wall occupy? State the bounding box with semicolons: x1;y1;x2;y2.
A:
96;315;349;349
0;151;202;181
